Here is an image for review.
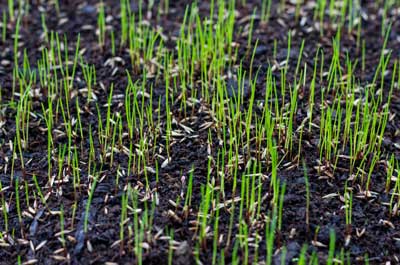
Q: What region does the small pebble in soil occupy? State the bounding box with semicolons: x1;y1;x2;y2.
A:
81;5;96;15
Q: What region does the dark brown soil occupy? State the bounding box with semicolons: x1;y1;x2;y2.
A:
0;0;400;264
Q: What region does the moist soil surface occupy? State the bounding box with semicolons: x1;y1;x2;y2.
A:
0;0;400;264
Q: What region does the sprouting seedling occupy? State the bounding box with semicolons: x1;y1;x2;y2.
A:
343;182;353;231
278;0;286;13
346;0;357;33
120;0;128;46
168;228;174;265
84;173;98;233
33;175;47;206
163;0;169;14
385;154;395;193
389;161;400;217
15;82;32;153
314;0;327;35
364;151;380;193
277;181;286;231
198;159;213;246
59;204;66;248
13;15;21;69
381;0;389;37
212;192;220;265
54;0;60;16
296;244;308;264
97;2;106;49
327;229;336;265
41;13;48;43
302;160;310;231
260;0;272;24
0;180;8;232
81;58;96;104
15;176;22;227
109;114;120;166
361;40;366;72
295;40;305;77
265;210;277;265
183;166;194;218
2;0;400;262
102;83;114;162
295;0;303;23
285;76;299;153
70;34;81;89
310;250;319;264
119;190;128;253
364;253;370;265
397;58;400;90
8;0;14;22
126;185;144;265
110;29;115;56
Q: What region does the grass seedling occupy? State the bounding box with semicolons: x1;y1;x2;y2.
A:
365;151;380;192
84;173;98;233
59;204;66;248
15;84;31;153
327;229;336;265
343;182;353;236
198;157;213;247
0;180;8;232
13;16;21;70
163;0;169;14
314;0;327;36
183;167;194;219
168;228;174;265
119;190;128;253
297;244;308;264
97;2;106;49
308;49;319;131
303;160;310;231
361;40;366;72
127;185;144;265
295;0;303;22
389;161;400;217
265;211;277;265
81;59;96;104
164;54;172;158
381;0;389;37
111;29;115;56
41;13;48;43
0;1;399;263
54;0;60;16
8;0;14;22
15;176;22;230
212;193;220;265
397;59;400;90
261;0;272;24
120;0;133;47
32;175;46;206
285;77;299;154
386;154;396;192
